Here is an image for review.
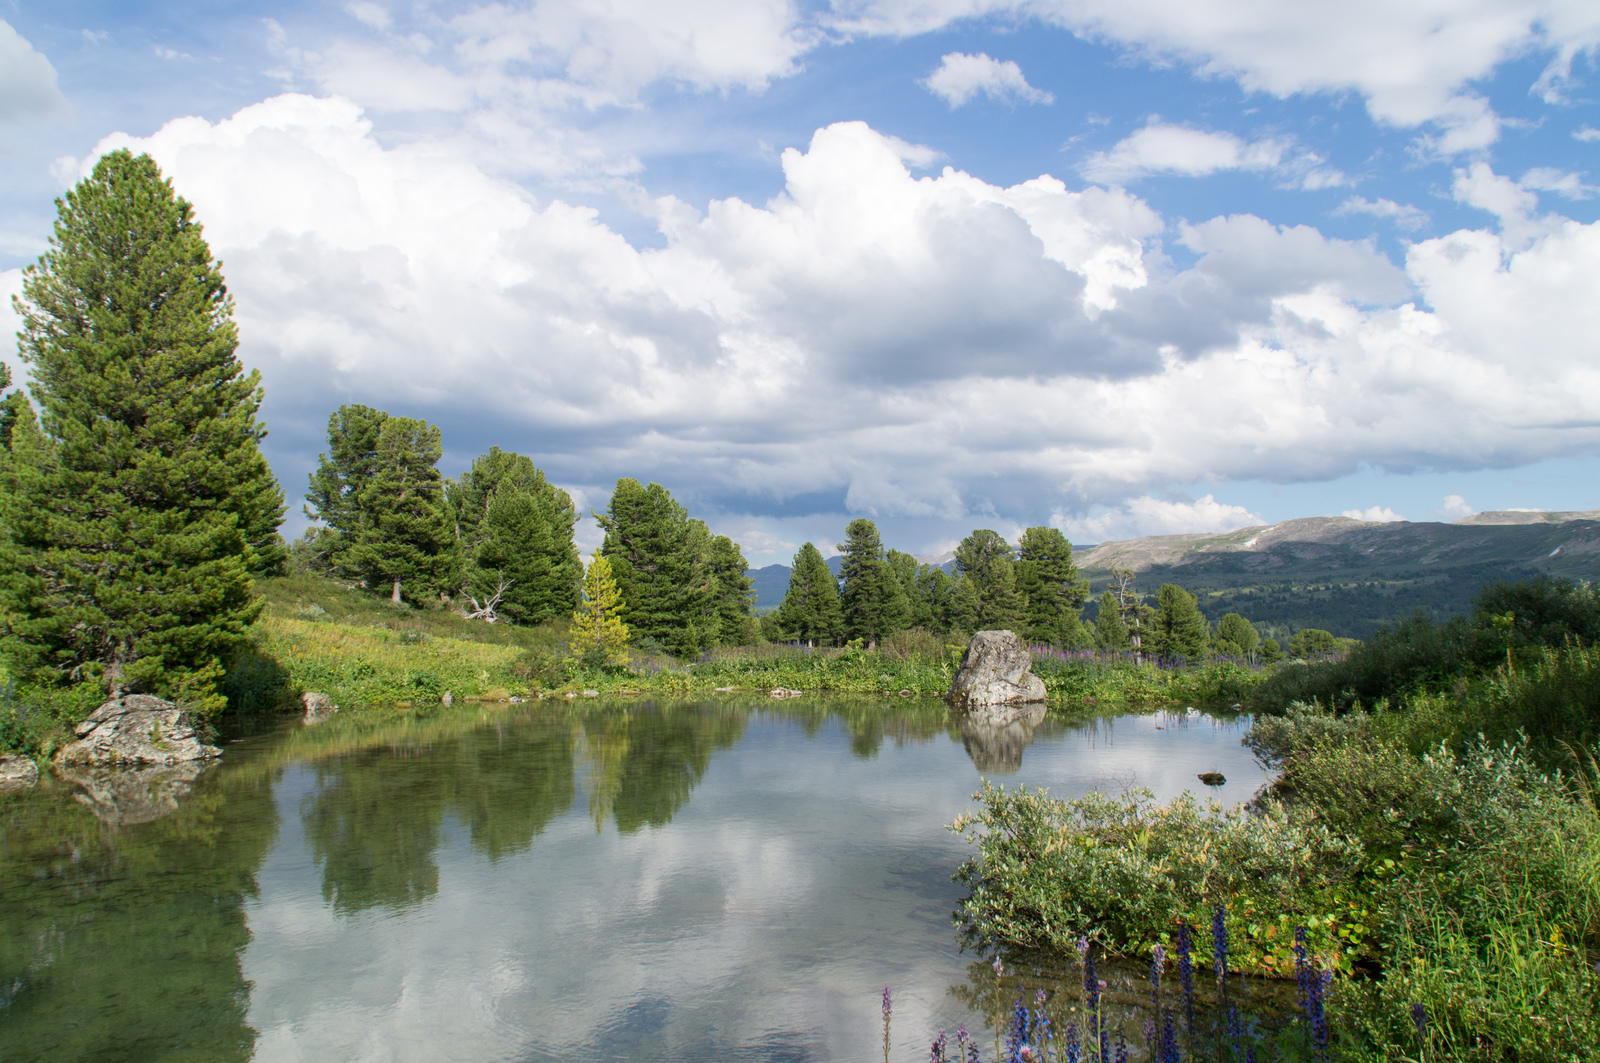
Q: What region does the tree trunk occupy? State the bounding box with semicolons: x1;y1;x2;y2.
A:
392;578;403;603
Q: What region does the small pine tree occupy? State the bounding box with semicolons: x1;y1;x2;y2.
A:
1095;590;1130;651
1;150;285;709
571;553;629;663
1150;584;1210;660
1213;613;1260;659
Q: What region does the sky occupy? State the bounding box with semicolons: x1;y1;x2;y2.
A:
1;0;1598;565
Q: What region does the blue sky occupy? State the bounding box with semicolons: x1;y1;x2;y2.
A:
2;0;1599;563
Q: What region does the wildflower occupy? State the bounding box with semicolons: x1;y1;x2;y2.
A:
931;1028;949;1063
1410;1001;1427;1041
1212;905;1229;999
1177;921;1196;1052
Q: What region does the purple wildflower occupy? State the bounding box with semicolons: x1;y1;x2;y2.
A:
1410;1001;1428;1042
1177;921;1196;1053
1114;1031;1127;1063
932;1028;950;1063
1212;905;1229;1000
1063;1019;1081;1063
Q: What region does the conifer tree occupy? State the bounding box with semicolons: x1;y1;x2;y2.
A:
837;518;909;645
1150;583;1210;660
952;529;1024;631
1015;526;1090;647
346;416;458;603
305;403;389;578
707;534;756;645
597;479;711;656
447;447;580;625
571;553;629;663
775;542;842;645
1;149;285;708
914;563;956;632
1095;590;1130;651
1213;612;1259;659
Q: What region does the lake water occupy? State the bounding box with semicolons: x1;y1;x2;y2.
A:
0;698;1268;1063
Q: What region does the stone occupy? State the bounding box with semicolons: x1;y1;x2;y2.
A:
301;691;338;724
769;687;803;698
0;753;39;793
582;689;600;698
56;695;221;766
56;761;207;827
947;630;1046;715
440;690;454;707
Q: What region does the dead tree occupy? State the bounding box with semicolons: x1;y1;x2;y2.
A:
463;575;512;623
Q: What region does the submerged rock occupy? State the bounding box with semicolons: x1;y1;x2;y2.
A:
56;695;221;766
947;630;1046;715
301;691;338;724
56;761;207;827
0;753;39;793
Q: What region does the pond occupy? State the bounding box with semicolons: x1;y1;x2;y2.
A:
0;698;1268;1063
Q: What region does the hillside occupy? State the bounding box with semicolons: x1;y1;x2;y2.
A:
1076;511;1600;640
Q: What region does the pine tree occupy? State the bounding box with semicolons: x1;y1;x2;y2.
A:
1015;526;1090;646
914;563;956;631
1095;590;1130;651
0;149;285;708
305;403;389;579
447;447;580;625
571;553;629;663
707;535;756;646
597;479;711;657
775;542;842;645
837;518;909;645
1150;584;1210;660
346;416;457;603
1213;613;1259;659
953;529;1024;631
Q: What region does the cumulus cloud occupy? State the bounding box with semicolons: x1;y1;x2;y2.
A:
59;98;1600;552
1438;494;1476;520
1336;196;1430;231
1342;505;1406;522
1520;167;1595;199
921;52;1053;107
1080;123;1282;183
1058;495;1263;543
0;20;69;124
1576;126;1600;142
832;0;1600;151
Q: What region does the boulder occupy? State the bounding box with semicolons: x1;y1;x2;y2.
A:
956;702;1048;773
56;762;207;827
0;753;39;793
56;695;221;766
301;691;338;724
947;630;1046;715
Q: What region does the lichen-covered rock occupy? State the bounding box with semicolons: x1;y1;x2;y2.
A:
302;691;338;723
56;762;207;826
947;630;1046;712
0;753;39;793
55;695;221;766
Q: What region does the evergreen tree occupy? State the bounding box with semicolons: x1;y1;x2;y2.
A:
1150;584;1210;660
1260;637;1285;664
914;563;956;632
305;403;389;578
952;529;1024;631
1213;612;1260;659
1289;628;1337;658
346;416;457;603
571;553;629;663
447;448;580;625
0;149;285;708
1095;590;1130;651
837;518;909;645
707;535;756;646
597;479;712;657
775;542;842;645
1015;526;1090;646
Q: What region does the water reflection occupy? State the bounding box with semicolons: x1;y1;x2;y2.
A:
953;703;1052;773
0;698;1268;1063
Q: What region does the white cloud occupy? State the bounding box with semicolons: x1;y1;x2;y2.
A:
0;20;69;123
1080;123;1281;183
832;0;1600;151
1058;495;1264;542
346;2;392;31
1341;505;1406;522
1438;494;1476;519
921;52;1053;107
1576;126;1600;142
1520;167;1594;199
64;99;1600;548
1336;196;1430;231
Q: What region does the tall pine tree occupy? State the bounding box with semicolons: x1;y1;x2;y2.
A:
775;543;842;646
952;529;1024;632
346;416;457;603
1015;526;1090;646
596;479;712;657
1;149;285;708
305;403;388;578
837;519;909;645
1150;584;1210;660
706;534;756;646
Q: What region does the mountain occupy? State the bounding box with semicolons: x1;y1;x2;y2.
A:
1074;512;1600;641
748;556;844;613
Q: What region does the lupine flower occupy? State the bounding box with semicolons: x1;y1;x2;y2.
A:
931;1028;949;1063
1006;997;1029;1063
883;987;893;1063
1177;921;1196;1053
1410;1001;1428;1041
1063;1019;1081;1063
1212;906;1229;1000
957;1025;975;1063
1114;1032;1127;1063
994;955;1006;977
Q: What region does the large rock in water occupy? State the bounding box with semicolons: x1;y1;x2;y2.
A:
956;702;1048;773
56;762;207;827
56;694;221;766
947;630;1047;717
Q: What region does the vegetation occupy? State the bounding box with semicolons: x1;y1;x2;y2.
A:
569;553;629;664
0;149;285;714
773;542;843;645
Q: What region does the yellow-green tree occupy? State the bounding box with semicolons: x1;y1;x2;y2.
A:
571;553;629;663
